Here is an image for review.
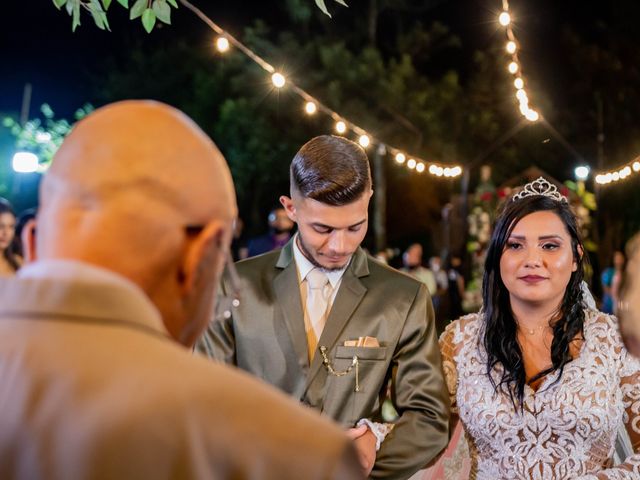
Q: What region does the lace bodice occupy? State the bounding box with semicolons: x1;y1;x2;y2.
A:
440;309;640;479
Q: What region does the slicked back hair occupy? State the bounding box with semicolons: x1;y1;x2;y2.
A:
290;135;372;205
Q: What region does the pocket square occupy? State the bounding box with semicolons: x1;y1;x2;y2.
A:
344;336;380;347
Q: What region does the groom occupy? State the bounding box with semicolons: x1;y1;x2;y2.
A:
198;135;449;479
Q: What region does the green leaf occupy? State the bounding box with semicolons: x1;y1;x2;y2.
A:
102;0;112;9
52;0;67;10
333;0;348;6
152;0;171;24
314;0;330;17
65;0;74;15
72;0;81;31
166;0;177;7
116;0;129;6
130;0;147;19
141;8;156;33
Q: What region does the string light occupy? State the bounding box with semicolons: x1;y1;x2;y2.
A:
304;101;317;115
595;155;640;186
271;72;286;88
499;1;541;122
215;36;230;53
416;162;425;173
174;0;462;182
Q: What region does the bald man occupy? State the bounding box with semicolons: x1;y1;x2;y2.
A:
0;101;362;480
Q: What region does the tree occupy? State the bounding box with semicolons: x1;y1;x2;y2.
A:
51;0;348;33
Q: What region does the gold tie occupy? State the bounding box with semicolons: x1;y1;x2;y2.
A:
305;268;331;361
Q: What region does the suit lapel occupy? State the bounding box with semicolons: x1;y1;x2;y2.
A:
305;248;369;389
273;242;309;376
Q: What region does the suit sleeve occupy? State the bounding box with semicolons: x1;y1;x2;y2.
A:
194;275;237;365
371;283;450;479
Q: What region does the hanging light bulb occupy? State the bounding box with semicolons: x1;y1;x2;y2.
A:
216;36;230;53
506;41;517;54
499;12;511;26
304;101;317;115
335;121;347;134
407;159;417;169
358;135;370;148
416;162;425;173
514;78;524;89
633;161;640;172
525;110;539;122
395;153;406;164
271;72;286;88
508;62;519;74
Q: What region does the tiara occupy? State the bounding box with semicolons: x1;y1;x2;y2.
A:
512;177;567;203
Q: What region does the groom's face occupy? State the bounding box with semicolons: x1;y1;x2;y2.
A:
280;191;371;271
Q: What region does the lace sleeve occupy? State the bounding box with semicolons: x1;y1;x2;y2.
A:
582;315;640;479
439;318;471;415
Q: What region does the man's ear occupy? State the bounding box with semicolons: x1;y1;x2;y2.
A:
180;221;226;296
279;195;296;222
21;219;37;264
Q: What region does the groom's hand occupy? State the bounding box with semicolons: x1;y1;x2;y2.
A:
346;425;377;476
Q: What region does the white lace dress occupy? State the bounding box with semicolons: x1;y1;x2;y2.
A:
440;309;640;479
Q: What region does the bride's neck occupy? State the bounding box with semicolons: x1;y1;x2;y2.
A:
509;296;562;327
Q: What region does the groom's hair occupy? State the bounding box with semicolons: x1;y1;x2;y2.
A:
290;135;371;206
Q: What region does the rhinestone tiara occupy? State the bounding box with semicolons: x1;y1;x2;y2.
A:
512;177;567;203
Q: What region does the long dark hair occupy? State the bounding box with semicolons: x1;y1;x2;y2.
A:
482;194;586;408
0;198;21;272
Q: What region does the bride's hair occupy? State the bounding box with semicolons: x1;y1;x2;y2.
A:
482;194;586;409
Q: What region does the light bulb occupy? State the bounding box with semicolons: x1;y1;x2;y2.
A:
506;41;516;54
335;121;347;134
358;135;370;148
514;78;524;89
508;62;519;74
304;101;317;115
395;153;406;164
271;72;286;88
407;159;416;169
525;110;539;122
499;12;511;26
216;36;230;53
416;162;425;173
633;161;640;172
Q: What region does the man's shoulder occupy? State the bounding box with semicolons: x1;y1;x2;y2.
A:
235;249;283;274
364;255;425;290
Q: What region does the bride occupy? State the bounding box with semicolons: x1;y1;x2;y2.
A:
434;178;640;479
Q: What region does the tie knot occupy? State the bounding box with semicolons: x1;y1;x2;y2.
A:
307;268;329;290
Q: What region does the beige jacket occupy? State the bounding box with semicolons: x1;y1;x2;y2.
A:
0;272;362;480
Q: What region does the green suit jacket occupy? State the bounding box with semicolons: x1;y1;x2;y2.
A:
197;241;450;479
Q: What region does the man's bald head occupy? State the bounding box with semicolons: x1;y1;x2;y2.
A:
34;100;237;345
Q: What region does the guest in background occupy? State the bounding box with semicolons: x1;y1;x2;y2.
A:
401;243;437;296
0;198;22;275
246;207;294;257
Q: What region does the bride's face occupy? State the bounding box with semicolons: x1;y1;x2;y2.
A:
499;211;577;310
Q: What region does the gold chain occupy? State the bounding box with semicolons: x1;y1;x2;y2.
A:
319;346;360;392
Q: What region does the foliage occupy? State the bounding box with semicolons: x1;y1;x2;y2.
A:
51;0;348;33
1;104;93;171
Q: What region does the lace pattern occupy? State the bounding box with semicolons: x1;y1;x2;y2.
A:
439;309;640;479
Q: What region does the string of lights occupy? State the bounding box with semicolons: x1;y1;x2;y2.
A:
179;0;463;179
595;155;640;185
498;0;540;122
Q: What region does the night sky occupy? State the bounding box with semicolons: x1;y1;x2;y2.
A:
0;1;620;117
